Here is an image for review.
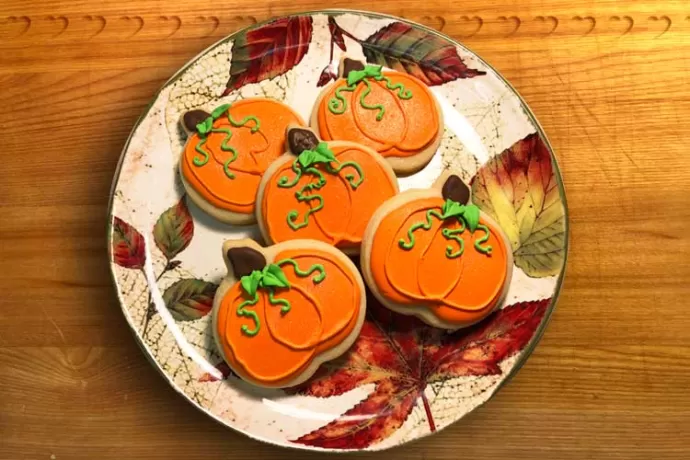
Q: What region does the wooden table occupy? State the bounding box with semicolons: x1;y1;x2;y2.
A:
1;1;689;458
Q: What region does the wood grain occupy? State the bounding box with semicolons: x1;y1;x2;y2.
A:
1;0;690;459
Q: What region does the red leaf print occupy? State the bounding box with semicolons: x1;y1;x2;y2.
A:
224;16;313;93
297;379;419;449
162;279;218;322
471;133;566;277
316;66;336;87
291;298;550;449
328;16;346;51
153;196;194;261
361;22;485;86
111;216;146;269
199;361;236;382
428;300;549;382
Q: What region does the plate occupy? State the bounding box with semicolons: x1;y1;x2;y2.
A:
108;10;568;452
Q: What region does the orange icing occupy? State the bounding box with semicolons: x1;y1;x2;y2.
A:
181;99;304;215
317;72;440;159
216;248;361;386
261;144;397;250
369;197;509;325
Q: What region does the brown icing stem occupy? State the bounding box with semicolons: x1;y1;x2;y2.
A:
227;247;267;278
287;127;320;155
182;109;211;133
340;57;365;78
441;175;471;205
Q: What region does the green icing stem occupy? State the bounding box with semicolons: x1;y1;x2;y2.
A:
359;79;385;121
326;75;413;119
278;155;365;231
399;209;444;250
378;75;413;99
328;83;356;114
326;161;364;189
277;161;303;188
214;127;238;152
223;158;236;179
210;127;239;179
268;290;290;314
441;219;466;259
399;208;493;258
473;224;493;254
237;293;260;336
235;259;327;337
301;165;326;186
193;138;210;166
192;106;261;178
266;260;327;314
286;179;325;230
195;126;243;173
277;259;326;283
228;114;260;132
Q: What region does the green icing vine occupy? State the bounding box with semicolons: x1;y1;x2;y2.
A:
380;75;413;99
325;160;364;190
328;84;356;115
267;291;290;313
236;293;260;336
473;224;493;255
277;142;364;231
191;103;261;178
277;259;326;283
442;221;466;259
235;259;326;337
398;199;492;259
359;79;385;121
327;64;413;120
399;209;444;250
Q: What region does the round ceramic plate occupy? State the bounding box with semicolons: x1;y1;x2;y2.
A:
108;10;568;452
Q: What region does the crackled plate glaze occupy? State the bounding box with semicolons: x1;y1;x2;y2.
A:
108;10;568;452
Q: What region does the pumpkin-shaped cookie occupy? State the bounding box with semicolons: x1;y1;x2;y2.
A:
212;239;366;388
179;99;306;224
257;127;398;254
312;57;443;175
361;173;513;329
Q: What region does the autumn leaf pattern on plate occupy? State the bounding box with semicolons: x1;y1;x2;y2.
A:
329;16;346;51
359;21;486;85
290;295;550;449
198;361;238;382
111;216;146;269
162;278;218;321
472;133;566;277
112;195;219;332
153;197;194;261
224;16;313;93
111;11;567;452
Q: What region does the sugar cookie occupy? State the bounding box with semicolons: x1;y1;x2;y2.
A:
212;239;366;388
179;99;305;224
361;173;512;329
311;57;443;175
257;126;398;254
